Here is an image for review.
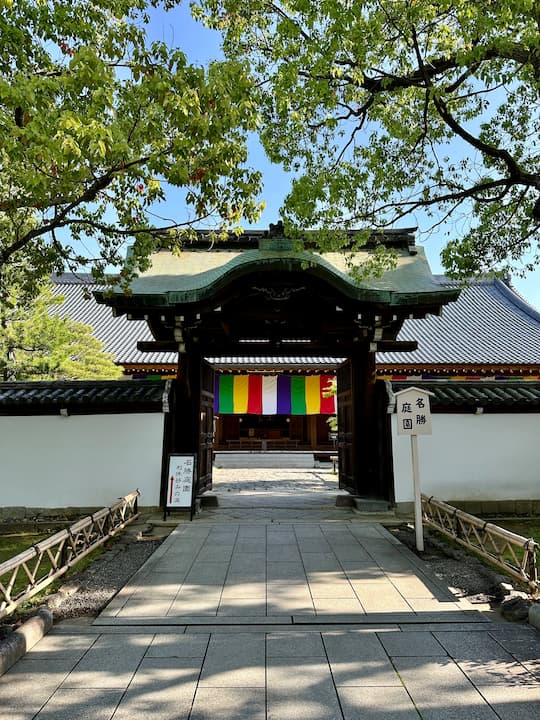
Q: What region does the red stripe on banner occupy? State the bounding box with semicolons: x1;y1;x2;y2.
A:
320;375;336;414
247;375;263;414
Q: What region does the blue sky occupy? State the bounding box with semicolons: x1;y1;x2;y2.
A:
147;4;540;310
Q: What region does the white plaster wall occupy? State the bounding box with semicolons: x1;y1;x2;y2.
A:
392;413;540;502
0;413;165;508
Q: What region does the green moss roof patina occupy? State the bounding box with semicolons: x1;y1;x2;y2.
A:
96;231;459;311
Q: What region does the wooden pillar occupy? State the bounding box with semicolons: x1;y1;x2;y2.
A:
351;349;378;497
338;349;392;500
167;349;215;494
174;347;201;454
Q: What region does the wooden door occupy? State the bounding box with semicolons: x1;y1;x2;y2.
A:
197;359;214;495
336;360;355;493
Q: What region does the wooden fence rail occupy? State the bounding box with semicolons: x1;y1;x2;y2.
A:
422;494;539;594
0;490;140;619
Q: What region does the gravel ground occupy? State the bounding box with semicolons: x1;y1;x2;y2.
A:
390;524;514;605
0;533;163;640
46;536;163;620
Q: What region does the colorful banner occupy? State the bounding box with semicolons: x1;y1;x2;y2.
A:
262;375;277;414
214;374;336;415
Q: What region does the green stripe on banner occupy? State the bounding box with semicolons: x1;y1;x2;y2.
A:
291;376;306;414
219;375;234;414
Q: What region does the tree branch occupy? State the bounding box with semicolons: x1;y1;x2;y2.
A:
0;156;150;266
351;178;514;225
431;93;539;187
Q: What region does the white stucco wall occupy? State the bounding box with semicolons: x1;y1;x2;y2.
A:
0;413;165;508
392;413;540;503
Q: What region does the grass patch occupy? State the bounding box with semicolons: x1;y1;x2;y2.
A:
492;519;540;546
0;526;117;613
0;531;51;565
0;530;57;599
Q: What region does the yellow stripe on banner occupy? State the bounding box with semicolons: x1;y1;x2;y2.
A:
305;375;321;414
233;375;249;413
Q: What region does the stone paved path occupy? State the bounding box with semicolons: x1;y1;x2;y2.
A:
208;466;350;512
2;469;540;719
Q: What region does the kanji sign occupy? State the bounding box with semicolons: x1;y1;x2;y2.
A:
395;387;434;436
166;454;196;508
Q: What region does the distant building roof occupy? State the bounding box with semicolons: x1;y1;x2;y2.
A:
50;273;540;371
51;275;177;366
382;277;540;366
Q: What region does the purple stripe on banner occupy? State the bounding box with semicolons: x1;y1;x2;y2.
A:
277;375;291;414
214;374;220;413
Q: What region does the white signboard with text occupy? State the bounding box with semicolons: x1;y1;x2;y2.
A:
394;387;434;552
166;454;196;508
396;387;433;436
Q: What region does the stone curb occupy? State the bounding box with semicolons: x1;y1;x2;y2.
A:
529;602;540;631
0;608;53;677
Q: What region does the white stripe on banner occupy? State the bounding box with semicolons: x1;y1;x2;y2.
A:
262;375;278;414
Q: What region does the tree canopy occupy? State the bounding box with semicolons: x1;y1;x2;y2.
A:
0;0;263;287
0;276;122;380
198;0;540;277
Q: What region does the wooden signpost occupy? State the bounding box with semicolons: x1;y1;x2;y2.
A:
164;454;196;521
395;387;434;552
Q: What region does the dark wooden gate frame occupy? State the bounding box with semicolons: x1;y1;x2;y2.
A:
166;352;396;503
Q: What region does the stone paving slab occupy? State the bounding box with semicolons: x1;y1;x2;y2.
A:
4;625;539;719
2;480;539;720
110;658;202;720
392;656;501;719
33;688;124;720
267;656;343;720
190;687;266;720
95;520;470;624
3;621;539;719
199;633;265;688
338;686;421;720
478;685;540;720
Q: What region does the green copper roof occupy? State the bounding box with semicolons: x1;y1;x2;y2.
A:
97;237;458;310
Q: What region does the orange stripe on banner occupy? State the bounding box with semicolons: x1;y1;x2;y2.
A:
247;375;263;414
233;375;249;414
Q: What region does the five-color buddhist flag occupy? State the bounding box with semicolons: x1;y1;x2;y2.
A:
214;374;336;415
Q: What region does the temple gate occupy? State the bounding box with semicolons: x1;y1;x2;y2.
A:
96;225;457;506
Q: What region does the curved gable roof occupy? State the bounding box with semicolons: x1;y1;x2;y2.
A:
95;242;458;310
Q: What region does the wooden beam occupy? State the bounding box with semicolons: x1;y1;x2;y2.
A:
376;340;418;352
136;338;417;356
137;340;178;353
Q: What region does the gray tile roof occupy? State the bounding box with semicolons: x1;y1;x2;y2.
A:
51;274;540;368
51;276;177;365
380;277;540;365
391;380;540;410
0;380;169;414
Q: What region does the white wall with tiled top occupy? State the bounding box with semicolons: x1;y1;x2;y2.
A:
0;413;164;508
392;413;540;504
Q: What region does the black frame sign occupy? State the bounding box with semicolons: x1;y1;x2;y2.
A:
164;454;196;520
